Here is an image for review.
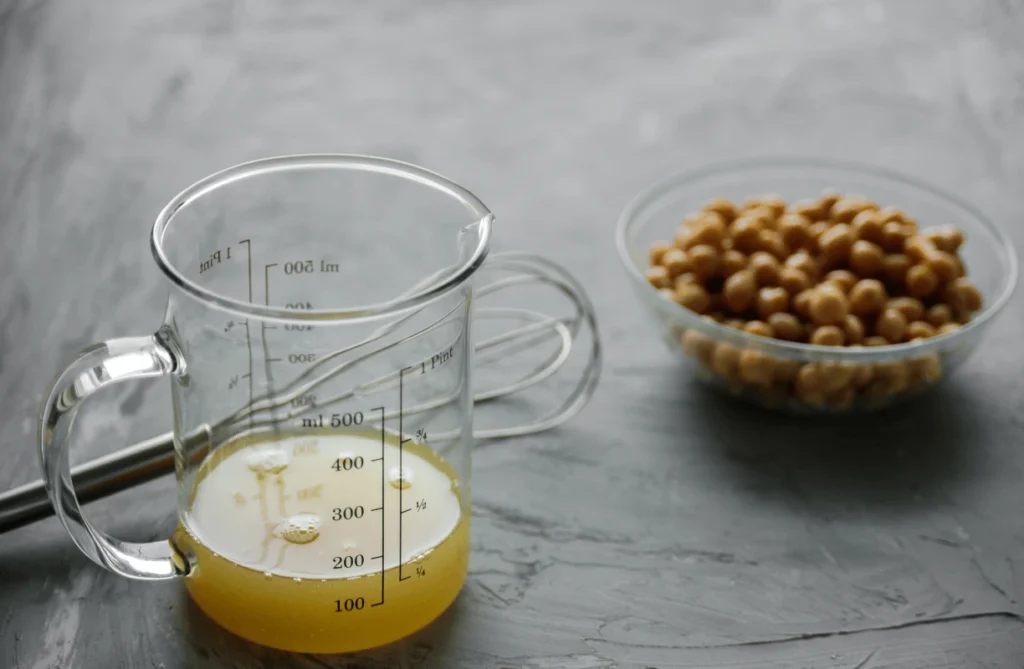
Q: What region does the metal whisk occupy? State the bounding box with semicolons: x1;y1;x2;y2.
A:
0;252;602;533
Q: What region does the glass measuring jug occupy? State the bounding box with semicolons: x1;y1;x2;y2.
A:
38;155;600;654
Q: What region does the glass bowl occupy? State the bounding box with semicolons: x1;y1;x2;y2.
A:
615;158;1019;413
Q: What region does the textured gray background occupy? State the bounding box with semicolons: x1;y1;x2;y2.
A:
2;0;1024;667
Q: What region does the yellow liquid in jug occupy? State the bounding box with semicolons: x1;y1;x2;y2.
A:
172;431;469;654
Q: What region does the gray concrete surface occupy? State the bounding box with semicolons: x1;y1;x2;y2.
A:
2;0;1024;667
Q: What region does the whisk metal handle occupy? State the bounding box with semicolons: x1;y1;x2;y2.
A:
0;432;175;533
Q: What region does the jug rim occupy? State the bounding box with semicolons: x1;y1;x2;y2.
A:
150;153;493;322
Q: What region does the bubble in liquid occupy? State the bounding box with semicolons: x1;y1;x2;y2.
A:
388;466;414;490
264;572;273;580
293;577;302;583
246;448;290;475
274;513;321;545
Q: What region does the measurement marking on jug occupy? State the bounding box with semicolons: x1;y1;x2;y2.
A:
419;345;454;374
239;239;255;431
285;302;314;331
262;263;281;434
199;245;233;274
372;406;385;606
282;259;340;274
301;411;363;429
335;598;365;613
398;367;414;582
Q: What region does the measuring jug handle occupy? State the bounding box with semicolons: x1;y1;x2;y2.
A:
38;330;181;580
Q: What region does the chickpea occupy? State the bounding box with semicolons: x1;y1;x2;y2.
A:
723;270;757;313
724;318;746;330
937;322;960;336
760;194;788;219
886;296;925;322
832;197;874;224
904;235;938;263
882;253;912;286
908;353;942;385
758;229;788;259
925;225;965;253
851;210;885;244
811;325;845;346
942;227;965;252
657;288;675;300
681;329;716;365
775;357;802;383
748;252;781;285
864;335;890;347
682;212;706;228
730;216;763;253
875;307;908;344
757;286;790;320
673;282;711;314
807;221;830;249
661;248;691;277
788;198;826;221
702;197;737;224
848;278;887;317
711;342;741;379
809;284;849;326
824;269;858;294
795;364;827;405
817;190;841;214
906;264;939;299
768;312;804;341
906;320;937;341
852;362;874;388
881;221;912;252
843;314;865;344
779;266;812;295
743;194;786;219
820;362;856;393
674;225;695;250
690;215;728;249
674;273;698;289
649;241;673;266
926;251;959;283
944;277;983;313
738;349;775;386
719;249;748;278
744;320;775;338
871;360;909;396
785;250;819;280
646;266;671;288
926;303;953;327
688;244;720;281
819;224;855;265
796;363;823;394
792;289;815;319
778;213;812;250
877;206;907;224
827;385;857;410
745;207;777;230
850;240;885;276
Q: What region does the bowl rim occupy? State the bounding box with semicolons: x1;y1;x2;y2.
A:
614;156;1019;361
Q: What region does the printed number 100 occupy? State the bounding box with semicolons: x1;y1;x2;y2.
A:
335;598;365;612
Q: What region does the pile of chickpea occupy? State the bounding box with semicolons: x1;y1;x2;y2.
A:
645;192;985;408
